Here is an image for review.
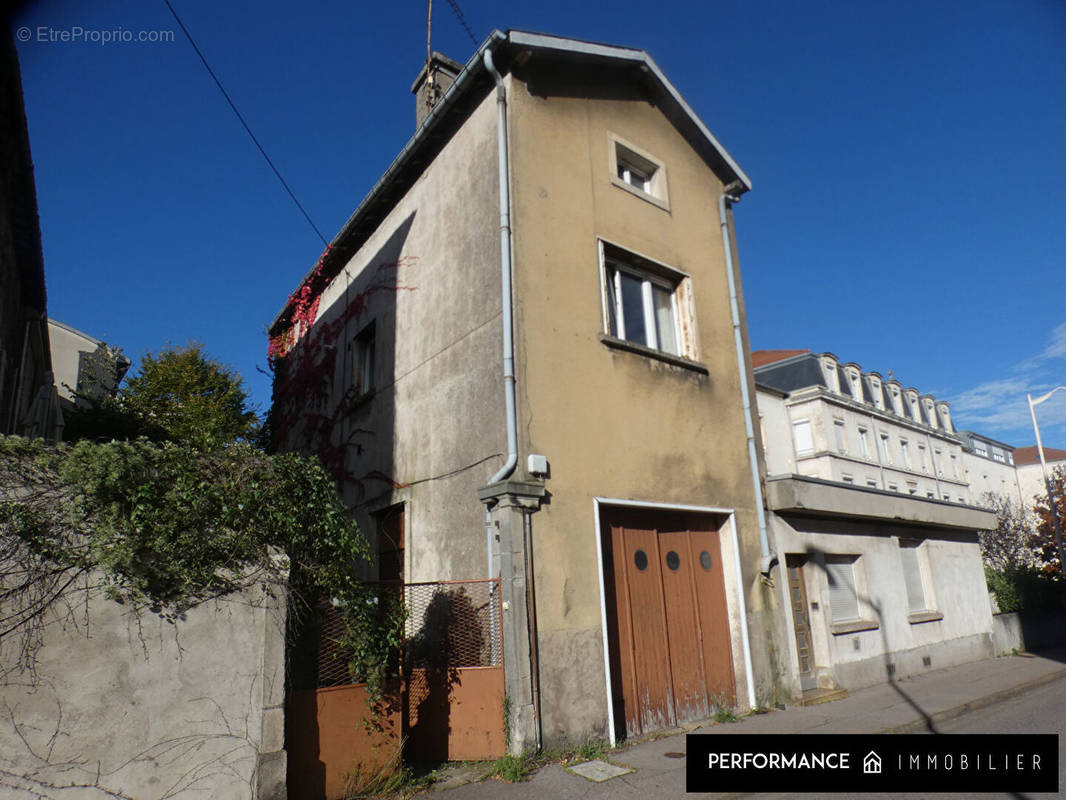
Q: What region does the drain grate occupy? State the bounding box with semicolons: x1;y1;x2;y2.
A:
663;752;685;759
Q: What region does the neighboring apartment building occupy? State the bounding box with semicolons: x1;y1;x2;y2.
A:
956;430;1024;507
754;350;996;696
270;31;777;749
0;31;59;440
1014;445;1066;511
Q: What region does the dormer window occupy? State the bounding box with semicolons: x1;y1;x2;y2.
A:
906;391;921;423
846;368;862;400
937;404;953;432
822;357;840;393
889;386;903;415
868;376;884;410
608;133;669;210
923;399;937;429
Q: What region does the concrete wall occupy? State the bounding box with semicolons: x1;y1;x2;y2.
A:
1016;460;1066;509
963;450;1025;508
0;579;287;799
505;75;768;740
769;513;995;697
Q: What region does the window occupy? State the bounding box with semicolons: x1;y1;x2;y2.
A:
918;444;928;472
924;400;937;429
870;377;884;410
907;481;918;495
974;440;988;457
900;439;910;468
950;454;959;477
834;419;847;453
991;447;1005;463
907;392;922;423
823;356;840;393
867;479;879;488
601;243;684;357
934;449;943;476
888;482;899;492
793;420;814;456
890;387;904;415
826;557;860;623
350;323;375;397
858;427;870;458
609;134;668;208
1007;452;1014;465
879;433;892;464
899;540;928;613
846;369;862;400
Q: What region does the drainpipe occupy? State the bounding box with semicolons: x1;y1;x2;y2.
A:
483;48;518;485
718;183;775;575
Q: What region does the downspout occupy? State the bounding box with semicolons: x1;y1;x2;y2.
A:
718;183;776;575
483;48;518;485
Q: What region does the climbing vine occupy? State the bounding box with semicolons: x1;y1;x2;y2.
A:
267;246;418;489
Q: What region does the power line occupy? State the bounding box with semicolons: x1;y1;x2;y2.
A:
444;0;478;47
162;0;328;246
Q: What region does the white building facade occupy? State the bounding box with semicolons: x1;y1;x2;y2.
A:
755;350;997;698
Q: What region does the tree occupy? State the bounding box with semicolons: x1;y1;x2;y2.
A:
65;344;258;449
977;492;1040;571
1033;466;1066;578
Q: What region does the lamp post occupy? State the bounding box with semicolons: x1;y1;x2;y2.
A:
1028;386;1066;576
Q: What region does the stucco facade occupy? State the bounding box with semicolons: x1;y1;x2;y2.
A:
271;30;772;749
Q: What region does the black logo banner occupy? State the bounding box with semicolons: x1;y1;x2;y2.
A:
686;733;1058;793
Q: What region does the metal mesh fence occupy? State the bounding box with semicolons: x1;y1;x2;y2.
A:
313;579;501;688
403;580;502;669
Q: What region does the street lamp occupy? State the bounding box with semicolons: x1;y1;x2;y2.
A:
1028;386;1066;576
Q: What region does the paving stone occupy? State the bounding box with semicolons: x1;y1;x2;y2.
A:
566;759;634;782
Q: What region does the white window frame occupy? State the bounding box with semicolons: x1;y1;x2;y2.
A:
846;368;862;400
608;133;669;210
834;419;847;454
599;241;687;358
918;444;928;472
900;438;910;468
793;419;814;456
858;427;870;458
879;432;892;464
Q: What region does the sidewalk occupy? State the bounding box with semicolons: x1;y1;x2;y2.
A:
421;647;1066;799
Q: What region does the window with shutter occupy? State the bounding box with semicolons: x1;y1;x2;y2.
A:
825;558;859;622
899;541;926;613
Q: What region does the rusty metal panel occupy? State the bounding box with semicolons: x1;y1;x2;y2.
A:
404;666;505;762
286;683;401;800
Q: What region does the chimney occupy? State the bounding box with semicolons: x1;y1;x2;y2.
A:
411;52;463;129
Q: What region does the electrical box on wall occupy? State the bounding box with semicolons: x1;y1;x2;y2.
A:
527;454;549;477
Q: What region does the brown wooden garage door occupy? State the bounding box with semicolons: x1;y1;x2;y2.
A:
601;507;735;739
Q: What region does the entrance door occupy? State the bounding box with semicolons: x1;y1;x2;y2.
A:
786;555;816;691
602;507;735;739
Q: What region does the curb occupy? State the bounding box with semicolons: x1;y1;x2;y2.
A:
883;665;1066;734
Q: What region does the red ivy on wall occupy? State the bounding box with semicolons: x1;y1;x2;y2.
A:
268;249;418;489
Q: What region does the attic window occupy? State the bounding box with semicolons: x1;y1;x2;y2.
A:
608;133;669;210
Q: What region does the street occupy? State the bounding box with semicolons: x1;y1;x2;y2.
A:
743;674;1066;800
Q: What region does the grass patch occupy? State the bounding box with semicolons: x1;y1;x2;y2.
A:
713;708;738;724
487;752;536;783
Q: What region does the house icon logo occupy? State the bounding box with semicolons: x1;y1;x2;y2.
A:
864;750;882;775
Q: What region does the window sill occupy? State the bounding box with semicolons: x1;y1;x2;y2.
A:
599;334;708;374
829;619;880;636
609;176;671;212
907;610;943;625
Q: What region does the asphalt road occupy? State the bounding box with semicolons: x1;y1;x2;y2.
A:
744;674;1066;800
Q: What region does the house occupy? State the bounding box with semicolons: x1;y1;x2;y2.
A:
0;31;60;441
47;318;130;418
270;30;778;751
753;350;998;696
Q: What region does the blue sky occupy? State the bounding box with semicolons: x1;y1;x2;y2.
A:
12;0;1066;447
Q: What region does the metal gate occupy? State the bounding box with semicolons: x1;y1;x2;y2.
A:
287;579;505;800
